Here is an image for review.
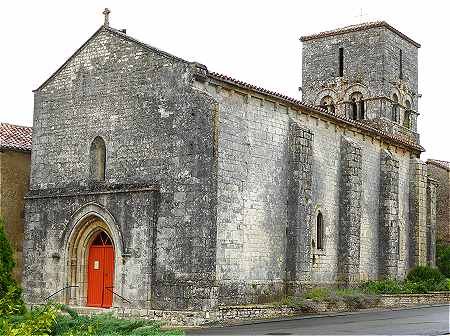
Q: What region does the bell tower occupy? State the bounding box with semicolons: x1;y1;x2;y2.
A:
300;21;420;142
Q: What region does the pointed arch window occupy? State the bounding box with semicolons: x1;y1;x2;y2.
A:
90;136;106;181
316;212;324;250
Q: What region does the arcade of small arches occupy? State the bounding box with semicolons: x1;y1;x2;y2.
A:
317;90;415;129
391;93;413;129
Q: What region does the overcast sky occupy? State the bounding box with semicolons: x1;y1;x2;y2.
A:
1;0;448;160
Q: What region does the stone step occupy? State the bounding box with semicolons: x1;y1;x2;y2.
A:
68;306;117;316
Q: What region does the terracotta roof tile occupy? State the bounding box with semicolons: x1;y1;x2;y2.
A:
208;72;424;153
300;21;421;48
0;123;32;152
427;159;450;171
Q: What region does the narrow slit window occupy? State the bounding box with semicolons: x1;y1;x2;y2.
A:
399;49;403;79
338;47;344;77
316;212;324;250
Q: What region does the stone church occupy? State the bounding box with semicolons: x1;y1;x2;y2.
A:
23;12;437;311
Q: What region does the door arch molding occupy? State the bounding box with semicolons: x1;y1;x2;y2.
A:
63;202;123;307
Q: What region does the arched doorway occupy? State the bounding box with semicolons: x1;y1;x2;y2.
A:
65;210;121;308
87;231;114;308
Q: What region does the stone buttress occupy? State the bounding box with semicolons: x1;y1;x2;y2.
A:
286;119;314;283
338;136;362;284
379;149;400;278
409;159;428;266
426;178;438;266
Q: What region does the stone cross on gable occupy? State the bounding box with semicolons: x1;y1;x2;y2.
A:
354;8;367;23
103;8;111;27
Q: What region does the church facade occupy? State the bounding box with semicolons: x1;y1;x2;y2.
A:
23;16;436;311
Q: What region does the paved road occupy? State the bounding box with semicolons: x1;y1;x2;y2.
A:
187;305;450;335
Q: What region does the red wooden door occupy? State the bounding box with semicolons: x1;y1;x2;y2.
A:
102;246;114;307
87;232;114;308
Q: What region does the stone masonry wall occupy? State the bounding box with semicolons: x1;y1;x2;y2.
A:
209;88;288;305
0;150;31;284
427;163;450;243
426;179;438;266
302;27;387;105
23;188;157;307
198;77;415;305
409;159;428;266
338;137;362;283
286;120;313;282
26;27;217;310
302;26;419;132
379;150;400;278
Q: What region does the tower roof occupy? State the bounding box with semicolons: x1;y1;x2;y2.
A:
0;123;32;152
300;21;421;48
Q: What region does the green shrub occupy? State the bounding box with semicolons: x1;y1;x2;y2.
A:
437;242;450;277
406;266;447;292
0;284;25;316
53;312;184;336
272;296;305;308
360;279;402;295
0;217;25;315
0;218;17;294
303;288;330;301
402;281;428;294
407;265;446;283
0;303;59;336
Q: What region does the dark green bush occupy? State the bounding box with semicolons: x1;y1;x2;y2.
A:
0;217;25;315
437;241;450;277
0;218;16;294
406;266;448;292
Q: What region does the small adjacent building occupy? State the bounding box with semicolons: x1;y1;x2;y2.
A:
427;159;450;243
0;123;32;283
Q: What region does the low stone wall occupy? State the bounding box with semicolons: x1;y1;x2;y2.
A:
215;292;450;324
70;292;450;326
379;292;450;308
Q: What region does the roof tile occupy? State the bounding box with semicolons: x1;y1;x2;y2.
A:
300;21;421;48
208;72;424;153
427;159;450;171
0;123;32;152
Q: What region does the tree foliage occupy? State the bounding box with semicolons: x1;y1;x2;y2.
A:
0;217;25;316
0;217;16;295
436;241;450;278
